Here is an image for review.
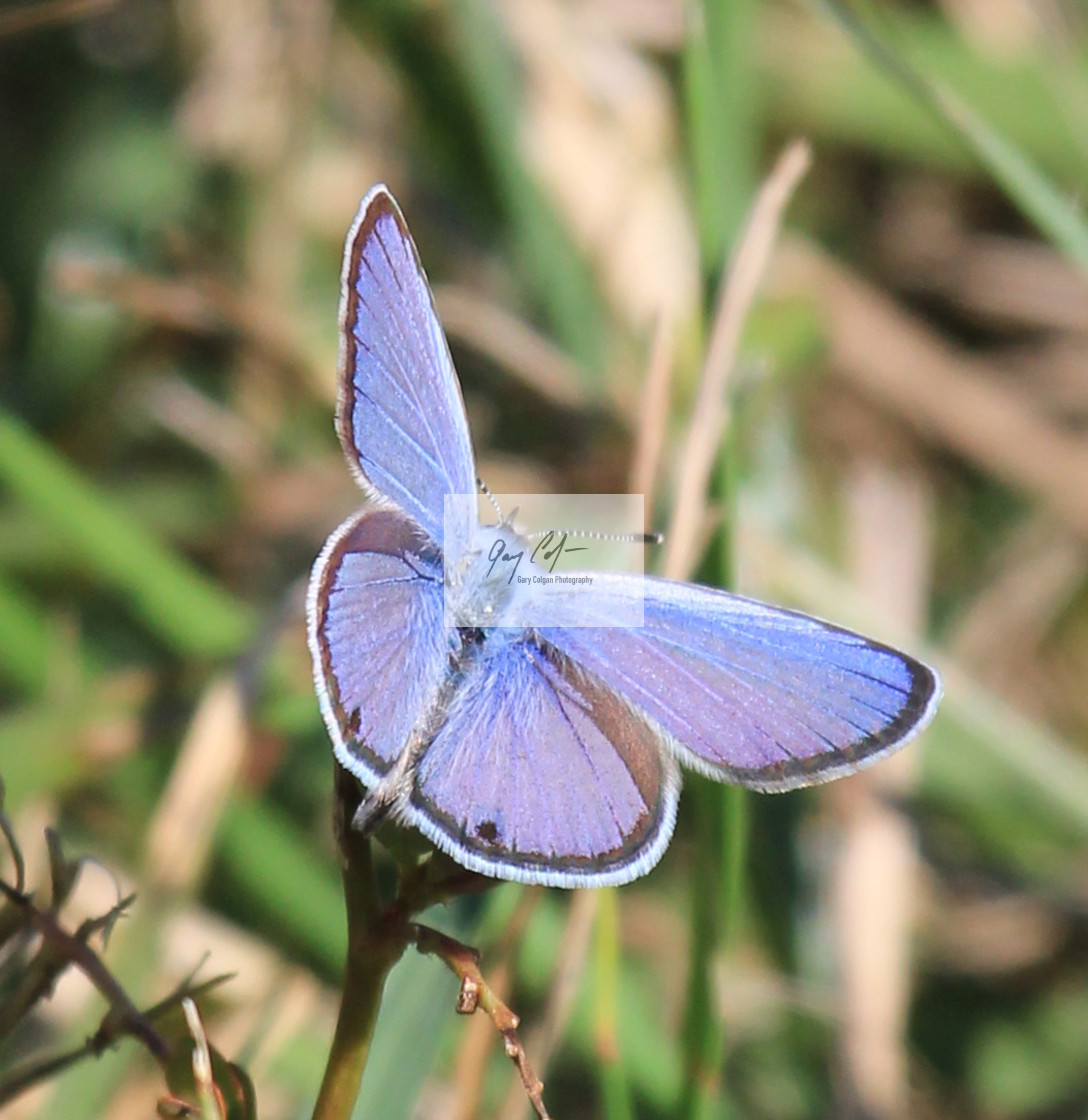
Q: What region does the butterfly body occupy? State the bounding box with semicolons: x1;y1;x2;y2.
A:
308;184;942;888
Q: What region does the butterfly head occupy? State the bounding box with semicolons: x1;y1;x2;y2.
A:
444;520;533;630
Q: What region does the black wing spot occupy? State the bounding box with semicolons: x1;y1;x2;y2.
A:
347;707;362;736
475;820;499;844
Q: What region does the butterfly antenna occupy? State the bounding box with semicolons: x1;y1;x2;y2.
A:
524;527;664;545
477;477;505;522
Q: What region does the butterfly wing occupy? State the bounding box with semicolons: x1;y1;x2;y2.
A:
403;635;681;887
337;184;476;550
537;574;941;792
307;505;452;787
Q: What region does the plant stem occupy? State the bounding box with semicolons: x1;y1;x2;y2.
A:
311;769;407;1120
411;922;551;1119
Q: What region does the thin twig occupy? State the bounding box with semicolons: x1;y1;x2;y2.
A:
0;944;230;1108
497;889;598;1120
0;881;170;1060
0;783;24;894
663;138;812;580
413;924;552;1120
450;957;515;1120
449;888;541;1120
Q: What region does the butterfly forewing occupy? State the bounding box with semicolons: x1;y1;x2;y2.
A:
308;506;451;787
538;574;941;792
338;185;476;549
405;636;681;887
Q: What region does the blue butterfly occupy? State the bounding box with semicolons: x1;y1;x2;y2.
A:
307;185;942;888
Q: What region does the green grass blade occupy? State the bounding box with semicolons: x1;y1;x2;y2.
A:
684;0;759;272
812;0;1088;268
684;5;730;272
594;888;634;1120
213;796;346;976
680;6;760;1109
0;705;89;802
0;411;254;658
449;0;605;376
0;573;51;694
928;81;1088;268
679;779;729;1120
350;953;458;1120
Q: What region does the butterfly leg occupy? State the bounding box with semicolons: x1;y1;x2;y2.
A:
350;730;426;835
351;792;395;835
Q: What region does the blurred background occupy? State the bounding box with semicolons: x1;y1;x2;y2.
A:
3;0;1088;1117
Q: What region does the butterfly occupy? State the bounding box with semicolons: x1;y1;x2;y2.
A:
307;184;943;889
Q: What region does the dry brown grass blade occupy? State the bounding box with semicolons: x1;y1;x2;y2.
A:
948;516;1086;681
583;0;685;49
628;313;675;520
878;183;1088;333
911;232;1088;333
771;238;1088;542
52;255;319;396
663;138;812;580
145;677;248;893
435;286;592;414
142;375;263;471
1006;339;1088;425
0;0;117;37
829;460;933;1119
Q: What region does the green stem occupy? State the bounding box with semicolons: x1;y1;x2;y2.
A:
311;771;407;1120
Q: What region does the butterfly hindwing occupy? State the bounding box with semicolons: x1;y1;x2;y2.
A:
404;634;681;887
308;505;451;787
538;574;941;792
337;185;476;549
